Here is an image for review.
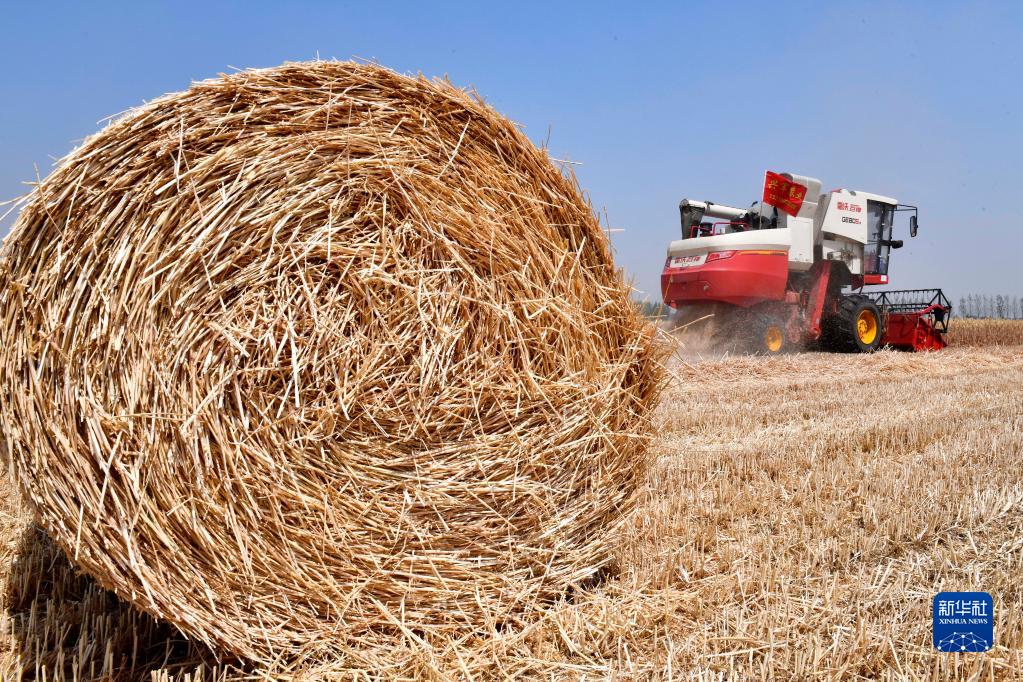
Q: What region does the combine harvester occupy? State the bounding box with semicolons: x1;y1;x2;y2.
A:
661;171;950;353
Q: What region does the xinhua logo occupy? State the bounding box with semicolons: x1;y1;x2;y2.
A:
933;592;994;652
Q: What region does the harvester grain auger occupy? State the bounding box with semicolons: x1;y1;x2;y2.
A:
661;171;950;353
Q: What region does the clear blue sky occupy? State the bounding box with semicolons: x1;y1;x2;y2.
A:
2;1;1021;303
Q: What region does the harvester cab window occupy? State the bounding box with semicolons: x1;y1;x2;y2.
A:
864;201;895;276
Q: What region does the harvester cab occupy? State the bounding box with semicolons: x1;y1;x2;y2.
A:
661;171;950;354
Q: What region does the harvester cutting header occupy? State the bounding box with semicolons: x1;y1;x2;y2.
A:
661;171;950;353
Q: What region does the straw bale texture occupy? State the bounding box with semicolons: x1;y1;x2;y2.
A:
0;61;661;662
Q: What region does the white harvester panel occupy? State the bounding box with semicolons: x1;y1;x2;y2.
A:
667;227;793;259
766;173;821;271
819;190;869;243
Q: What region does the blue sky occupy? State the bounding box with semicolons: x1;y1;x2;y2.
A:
2;1;1021;302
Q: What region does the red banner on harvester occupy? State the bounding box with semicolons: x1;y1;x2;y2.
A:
763;171;807;217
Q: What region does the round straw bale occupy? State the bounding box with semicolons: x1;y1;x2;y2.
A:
0;61;661;661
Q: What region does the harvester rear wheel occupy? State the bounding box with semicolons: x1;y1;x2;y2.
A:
751;315;788;355
825;295;883;353
762;324;786;355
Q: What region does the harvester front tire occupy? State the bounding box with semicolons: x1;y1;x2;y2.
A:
826;295;883;353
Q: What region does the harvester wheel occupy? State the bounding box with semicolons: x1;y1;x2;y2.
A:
753;317;787;355
826;295;883;353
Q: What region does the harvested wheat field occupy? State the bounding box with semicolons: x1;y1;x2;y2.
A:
1;323;1021;679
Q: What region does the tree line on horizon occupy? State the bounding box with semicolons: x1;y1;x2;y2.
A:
636;295;1023;321
957;294;1023;319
